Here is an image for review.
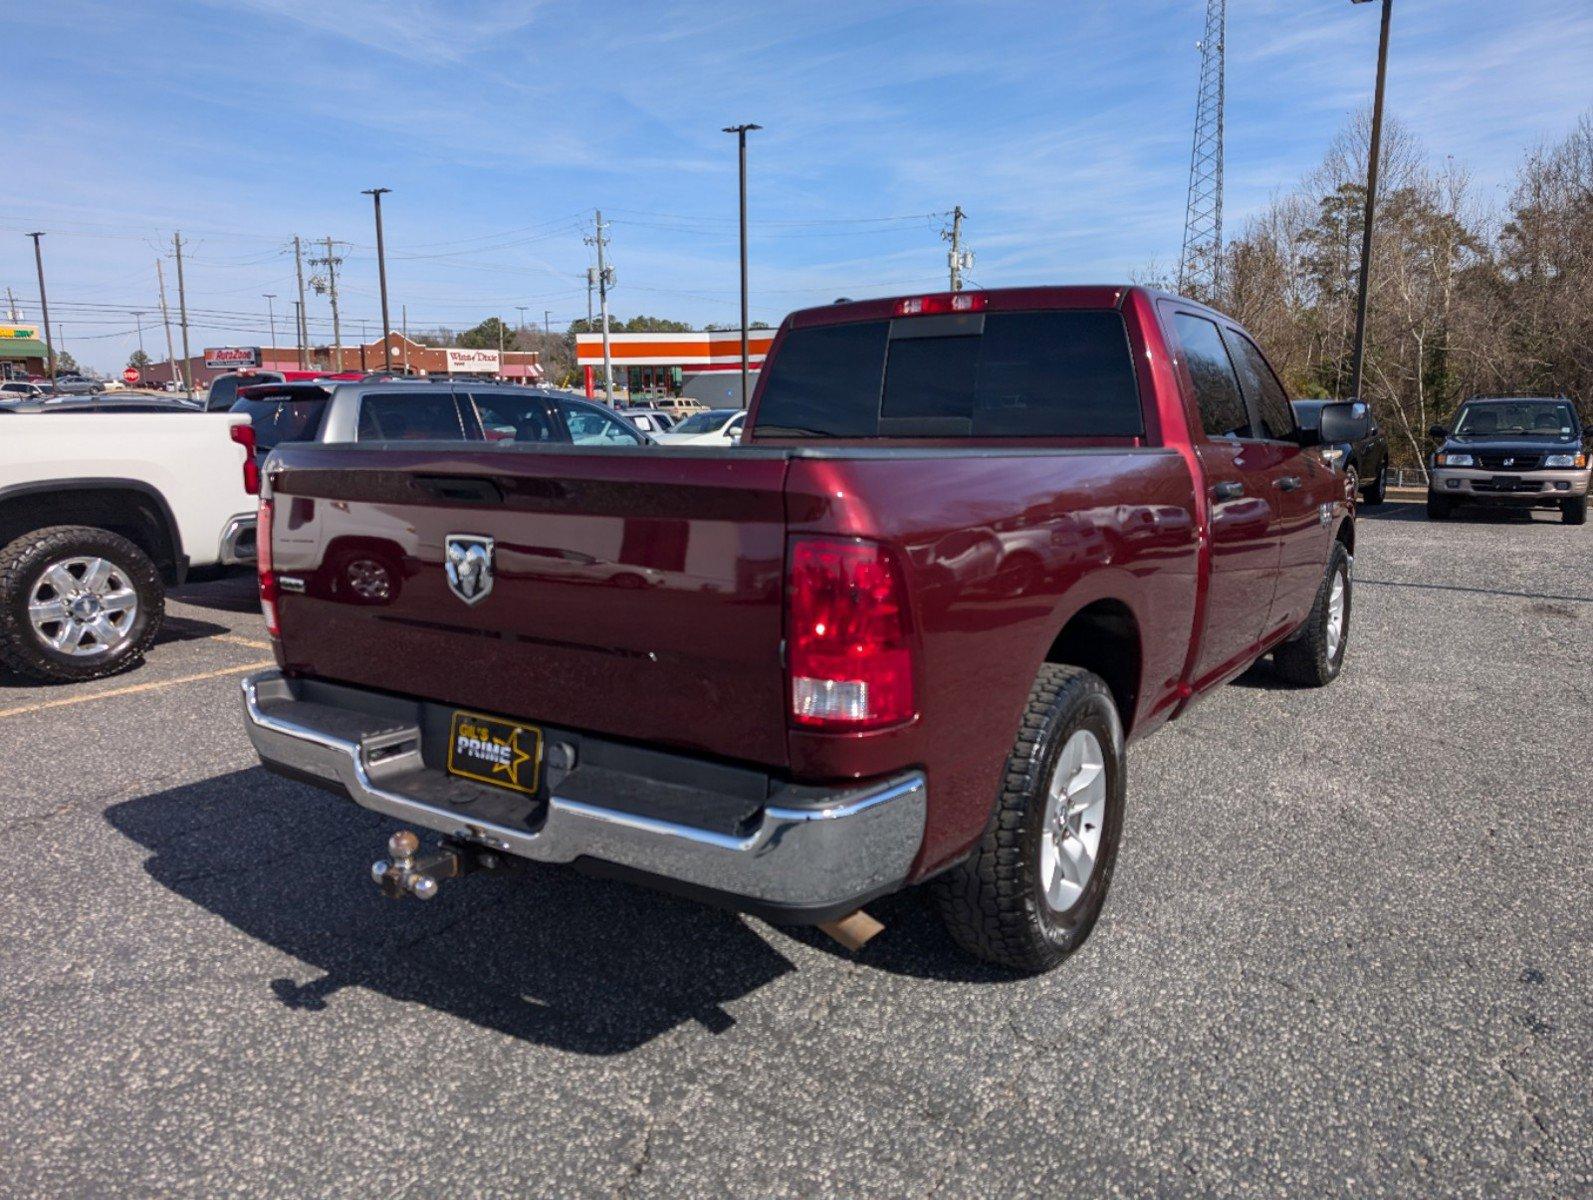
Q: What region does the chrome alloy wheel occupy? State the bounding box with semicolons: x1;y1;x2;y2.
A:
1325;564;1347;661
1038;729;1107;912
28;556;139;657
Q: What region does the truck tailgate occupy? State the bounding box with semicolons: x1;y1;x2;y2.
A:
266;444;792;767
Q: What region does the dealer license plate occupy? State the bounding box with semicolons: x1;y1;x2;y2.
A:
446;710;543;796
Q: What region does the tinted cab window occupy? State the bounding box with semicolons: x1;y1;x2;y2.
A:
1222;330;1295;440
754;309;1141;438
208;372;283;412
1172;313;1251;439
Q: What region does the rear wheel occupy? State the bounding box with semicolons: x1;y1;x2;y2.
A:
931;664;1126;973
1426;491;1454;520
1272;541;1351;688
1563;496;1587;526
1361;464;1387;506
0;526;163;683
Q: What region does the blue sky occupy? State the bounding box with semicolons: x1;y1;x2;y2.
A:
6;0;1591;374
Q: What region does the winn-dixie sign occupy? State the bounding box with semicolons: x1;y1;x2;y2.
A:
204;346;261;369
445;348;500;373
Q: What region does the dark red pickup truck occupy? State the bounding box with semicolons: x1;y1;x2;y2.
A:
242;286;1367;972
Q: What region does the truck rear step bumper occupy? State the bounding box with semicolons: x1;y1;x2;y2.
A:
240;669;926;923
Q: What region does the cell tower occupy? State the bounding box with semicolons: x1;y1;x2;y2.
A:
1178;0;1226;297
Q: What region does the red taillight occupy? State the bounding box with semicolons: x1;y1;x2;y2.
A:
894;292;987;317
257;497;279;639
787;537;915;730
230;422;260;495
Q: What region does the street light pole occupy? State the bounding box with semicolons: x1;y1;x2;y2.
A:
27;232;54;383
362;187;394;368
723;123;761;408
1348;0;1392;404
262;294;278;357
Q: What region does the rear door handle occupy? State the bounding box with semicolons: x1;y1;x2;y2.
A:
1211;480;1245;500
1276;476;1303;492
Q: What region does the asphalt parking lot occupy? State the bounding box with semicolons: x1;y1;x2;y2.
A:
1;500;1587;1198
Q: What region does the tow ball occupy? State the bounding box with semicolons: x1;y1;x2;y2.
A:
370;830;505;900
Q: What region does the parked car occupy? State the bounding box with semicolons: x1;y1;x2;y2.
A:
230;379;651;464
656;397;708;420
0;380;48;402
50;373;104;395
1292;399;1388;505
653;408;745;445
619;406;677;435
240;285;1364;974
204;370;286;412
1426;395;1588;524
0;409;257;681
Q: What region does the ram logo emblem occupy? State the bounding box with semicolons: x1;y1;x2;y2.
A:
444;534;495;605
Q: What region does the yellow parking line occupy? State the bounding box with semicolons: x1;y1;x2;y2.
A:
0;661;275;720
213;633;273;650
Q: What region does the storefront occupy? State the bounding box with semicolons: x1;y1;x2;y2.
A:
0;324;49;379
575;330;775;407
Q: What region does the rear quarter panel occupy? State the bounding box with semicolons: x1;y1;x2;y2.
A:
784;449;1199;876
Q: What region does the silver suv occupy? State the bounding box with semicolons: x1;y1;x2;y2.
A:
231;377;652;459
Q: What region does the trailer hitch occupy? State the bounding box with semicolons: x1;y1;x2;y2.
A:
370;830;506;900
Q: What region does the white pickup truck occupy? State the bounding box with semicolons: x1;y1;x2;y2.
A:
0;410;258;681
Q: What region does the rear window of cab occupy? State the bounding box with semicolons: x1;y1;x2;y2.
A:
753;309;1142;439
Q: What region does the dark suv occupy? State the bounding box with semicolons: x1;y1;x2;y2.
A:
1427;396;1588;524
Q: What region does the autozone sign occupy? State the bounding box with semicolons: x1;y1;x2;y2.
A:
204;346;261;369
445;348;500;373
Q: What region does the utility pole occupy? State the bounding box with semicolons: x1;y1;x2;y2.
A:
156;257;178;391
130;311;146;358
27;233;55;382
5;286;17;321
402;304;410;373
1348;0;1393;403
585;211;615;402
585;267;596;328
498;315;505;381
943;206;973;292
293;236;309;369
172;232;193;394
262;294;278;355
362;188;394;369
311;238;344;371
723;123;761;407
516;305;528;335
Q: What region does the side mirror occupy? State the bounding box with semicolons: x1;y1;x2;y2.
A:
1428;424;1448;439
1319;401;1371;444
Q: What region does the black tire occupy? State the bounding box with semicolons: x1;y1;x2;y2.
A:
1426;490;1454;520
0;526;163;683
1361;463;1387;506
1272;540;1351;688
1563;496;1587;526
930;664;1126;973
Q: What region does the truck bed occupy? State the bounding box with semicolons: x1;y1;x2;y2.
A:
265;439;1200;872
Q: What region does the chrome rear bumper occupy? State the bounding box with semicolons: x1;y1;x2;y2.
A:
240;669;926;919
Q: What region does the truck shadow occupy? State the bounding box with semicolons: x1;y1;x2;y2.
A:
104;768;801;1054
